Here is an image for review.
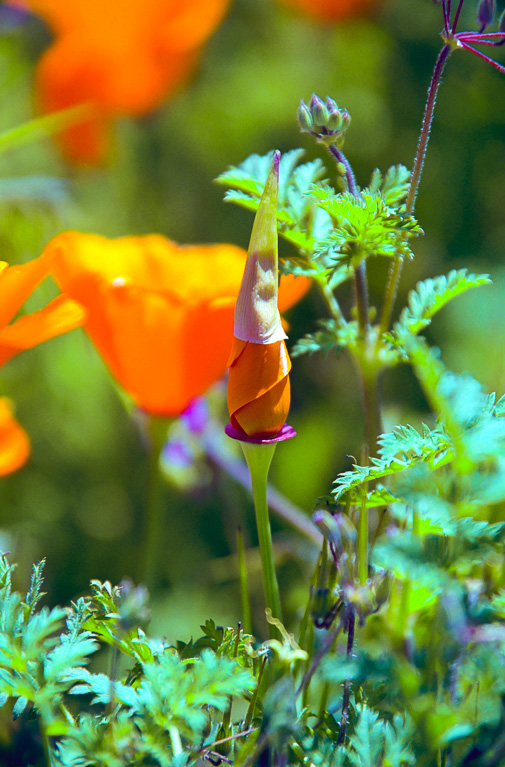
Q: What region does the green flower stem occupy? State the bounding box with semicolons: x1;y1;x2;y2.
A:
317;278;346;326
205;434;322;545
141;415;171;592
358;477;368;585
240;441;282;638
396;511;420;635
41;722;54;767
360;361;383;457
337;611;356;747
237;527;252;635
354;262;370;337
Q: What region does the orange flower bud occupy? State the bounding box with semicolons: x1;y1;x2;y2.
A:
227;152;295;443
227;337;291;439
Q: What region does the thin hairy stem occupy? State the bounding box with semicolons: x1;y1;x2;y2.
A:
329;145;359;196
380;43;452;335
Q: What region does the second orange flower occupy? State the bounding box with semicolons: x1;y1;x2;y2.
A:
45;233;309;418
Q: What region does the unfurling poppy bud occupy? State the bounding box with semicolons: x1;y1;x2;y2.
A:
226;151;294;442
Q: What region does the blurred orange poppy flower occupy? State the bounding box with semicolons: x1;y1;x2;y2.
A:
279;0;379;22
0;253;86;368
13;0;230;163
0;253;86;475
0;399;30;476
45;232;309;418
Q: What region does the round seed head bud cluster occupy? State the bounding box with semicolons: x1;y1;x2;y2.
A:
297;94;351;147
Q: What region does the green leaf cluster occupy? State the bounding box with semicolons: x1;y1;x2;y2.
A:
310;188;422;271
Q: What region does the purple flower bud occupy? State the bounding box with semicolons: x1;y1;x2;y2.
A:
297;100;313;132
477;0;496;28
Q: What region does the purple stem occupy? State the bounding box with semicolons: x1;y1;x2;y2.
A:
380;43;452;335
457;32;505;39
329;145;359;197
460;42;505;71
452;0;465;32
442;0;451;34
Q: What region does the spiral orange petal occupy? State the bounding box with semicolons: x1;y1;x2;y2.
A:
227;337;291;439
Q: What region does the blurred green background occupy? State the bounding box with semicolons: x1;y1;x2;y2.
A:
0;0;504;639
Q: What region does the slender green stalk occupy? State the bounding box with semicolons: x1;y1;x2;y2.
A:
358;478;368;585
240;441;282;637
205;434;322;545
396;511;420;635
354;262;370;337
141;415;171;592
337;611;355;746
244;655;267;730
360;364;383;457
318;682;330;722
317;279;346;326
237;527;252;634
41;722;54;767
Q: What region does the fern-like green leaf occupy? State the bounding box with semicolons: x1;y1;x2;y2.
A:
291;319;357;358
395;269;491;336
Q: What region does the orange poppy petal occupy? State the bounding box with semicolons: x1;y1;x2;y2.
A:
0;252;55;327
0;399;30;476
0;295;86;367
227;339;291;439
19;0;231;163
278;274;311;314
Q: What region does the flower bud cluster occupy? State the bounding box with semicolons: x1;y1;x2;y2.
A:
298;94;351;147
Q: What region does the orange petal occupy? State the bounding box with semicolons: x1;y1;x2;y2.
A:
47;233;247;415
20;0;231;163
0;295;86;367
231;378;291;439
0;252;55;327
227;338;291;438
0;399;30;476
278;274;311;313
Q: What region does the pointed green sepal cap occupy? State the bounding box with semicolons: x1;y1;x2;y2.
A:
234;150;286;344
